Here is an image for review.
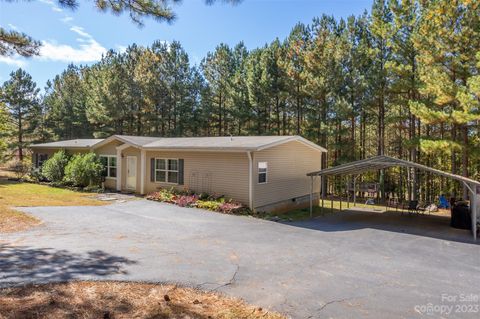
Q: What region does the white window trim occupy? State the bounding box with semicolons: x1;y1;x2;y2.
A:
154;158;179;184
258;161;268;184
100;155;117;179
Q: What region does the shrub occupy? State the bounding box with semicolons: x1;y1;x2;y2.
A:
174;194;198;207
29;168;44;182
196;200;222;211
8;160;31;180
146;188;176;203
218;201;244;214
41;150;69;183
64;152;103;187
146;188;249;215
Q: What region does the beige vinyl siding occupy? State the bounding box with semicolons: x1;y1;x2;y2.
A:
145;151;250;205
94;140;122;155
252;140;322;208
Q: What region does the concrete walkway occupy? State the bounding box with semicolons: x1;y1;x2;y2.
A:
2;200;479;318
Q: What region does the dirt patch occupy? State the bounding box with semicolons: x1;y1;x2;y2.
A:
0;206;41;233
0;281;285;319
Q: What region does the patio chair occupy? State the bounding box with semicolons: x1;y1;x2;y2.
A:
417;203;427;215
402;200;419;215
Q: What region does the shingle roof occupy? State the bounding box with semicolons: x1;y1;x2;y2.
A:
113;135;162;146
142;135;326;152
30;139;103;148
31;135;327;153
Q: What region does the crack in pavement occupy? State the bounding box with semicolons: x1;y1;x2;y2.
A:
313;282;390;316
195;263;240;292
317;297;354;313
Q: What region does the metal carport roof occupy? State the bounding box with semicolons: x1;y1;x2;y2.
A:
307;155;480;239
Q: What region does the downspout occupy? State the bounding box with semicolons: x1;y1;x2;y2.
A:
140;148;146;195
247;151;253;211
116;147;122;191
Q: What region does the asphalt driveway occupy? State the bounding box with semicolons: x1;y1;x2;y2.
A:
2;200;479;318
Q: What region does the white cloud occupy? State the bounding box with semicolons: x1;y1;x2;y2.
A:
61;16;73;23
0;56;26;67
39;0;63;13
115;45;127;53
70;26;91;38
37;26;107;63
7;23;19;31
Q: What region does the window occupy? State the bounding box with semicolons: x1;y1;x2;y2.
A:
258;162;267;184
155;158;179;184
100;155;117;178
37;154;48;167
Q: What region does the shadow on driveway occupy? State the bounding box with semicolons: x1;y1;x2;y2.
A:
285;210;478;245
0;244;137;286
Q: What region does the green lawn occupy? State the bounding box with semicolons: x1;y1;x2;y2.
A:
0;177;106;232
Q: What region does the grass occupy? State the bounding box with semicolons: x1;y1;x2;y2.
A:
0;204;42;233
0;281;285;319
0;179;107;208
261;199;451;222
0;170;107;232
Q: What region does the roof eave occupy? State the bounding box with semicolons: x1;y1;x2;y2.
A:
29;145;93;149
142;147;257;152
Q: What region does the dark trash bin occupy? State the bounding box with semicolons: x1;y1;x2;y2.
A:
451;203;472;230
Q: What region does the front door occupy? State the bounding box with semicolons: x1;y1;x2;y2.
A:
126;156;137;191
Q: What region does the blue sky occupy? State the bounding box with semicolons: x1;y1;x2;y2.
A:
0;0;371;89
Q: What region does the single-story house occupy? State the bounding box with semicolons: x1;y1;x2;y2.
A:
30;135;326;212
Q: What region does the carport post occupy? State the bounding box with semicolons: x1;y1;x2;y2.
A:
346;178;350;209
309;175;313;218
321;188;325;214
467;182;478;240
353;175;359;207
463;181;478;240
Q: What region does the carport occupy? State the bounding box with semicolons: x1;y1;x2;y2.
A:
307;155;480;240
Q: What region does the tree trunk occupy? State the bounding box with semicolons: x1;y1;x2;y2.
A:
462;124;469;199
18;110;23;162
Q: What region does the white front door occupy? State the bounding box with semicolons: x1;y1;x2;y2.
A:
126;156;137;191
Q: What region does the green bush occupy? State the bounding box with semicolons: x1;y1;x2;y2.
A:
64;152;103;187
41;150;69;183
196;200;222;211
8;159;31;180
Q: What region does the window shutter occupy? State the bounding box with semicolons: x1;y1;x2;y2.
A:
150;158;155;182
35;153;39;168
178;159;184;185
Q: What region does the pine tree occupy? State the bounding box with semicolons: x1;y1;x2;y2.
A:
283;23;310;135
1;69;41;161
201;44;234;135
410;0;480;197
0;101;14;160
0;28;40;57
304;15;337;148
43;65;91;139
389;0;421;200
229;42;251;135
